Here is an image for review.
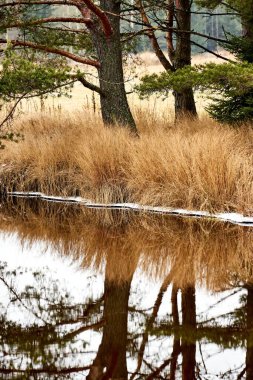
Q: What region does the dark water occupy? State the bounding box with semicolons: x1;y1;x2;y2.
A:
0;198;252;379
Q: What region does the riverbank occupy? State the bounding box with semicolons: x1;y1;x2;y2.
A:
1;110;253;214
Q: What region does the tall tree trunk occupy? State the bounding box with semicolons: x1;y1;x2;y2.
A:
91;1;137;134
181;286;196;380
173;0;197;118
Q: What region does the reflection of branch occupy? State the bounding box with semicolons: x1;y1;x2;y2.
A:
54;294;104;327
130;273;172;380
199;288;241;316
0;366;91;375
146;357;174;380
170;284;181;380
236;366;246;379
0;276;48;324
199;342;207;374
63;320;104;341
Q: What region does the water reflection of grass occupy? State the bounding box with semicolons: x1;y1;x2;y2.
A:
1;111;253;213
1;199;253;290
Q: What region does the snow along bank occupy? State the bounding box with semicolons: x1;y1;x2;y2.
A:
6;191;253;227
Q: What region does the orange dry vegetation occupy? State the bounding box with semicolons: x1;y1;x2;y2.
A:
1;108;253;213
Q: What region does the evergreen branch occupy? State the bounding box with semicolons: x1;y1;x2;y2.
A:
0;38;100;67
35;25;88;34
6;17;90;29
0;0;78;7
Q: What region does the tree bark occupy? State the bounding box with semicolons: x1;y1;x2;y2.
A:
173;0;197;118
91;1;137;134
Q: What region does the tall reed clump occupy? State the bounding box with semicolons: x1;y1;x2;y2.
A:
128;119;253;212
0;112;133;202
1;110;253;212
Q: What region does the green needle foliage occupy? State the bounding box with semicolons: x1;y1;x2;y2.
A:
0;48;74;148
137;61;253;124
137;59;253;125
137;62;253;96
0;49;73;101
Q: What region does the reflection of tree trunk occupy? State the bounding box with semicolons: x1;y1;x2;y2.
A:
130;273;172;380
246;285;253;380
87;278;131;380
170;284;181;380
181;286;196;380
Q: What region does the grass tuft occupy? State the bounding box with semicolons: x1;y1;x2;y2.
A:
1;110;253;213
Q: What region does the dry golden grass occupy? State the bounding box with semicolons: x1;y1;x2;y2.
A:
1;109;253;213
128;119;253;212
0;199;252;290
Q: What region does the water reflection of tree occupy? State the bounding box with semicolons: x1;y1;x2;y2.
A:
1;199;253;378
0;264;103;378
246;285;253;380
0;263;251;379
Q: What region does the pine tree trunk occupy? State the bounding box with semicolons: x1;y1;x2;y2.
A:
174;88;197;119
91;1;137;134
173;0;197;118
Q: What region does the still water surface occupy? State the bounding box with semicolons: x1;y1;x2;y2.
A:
0;198;252;379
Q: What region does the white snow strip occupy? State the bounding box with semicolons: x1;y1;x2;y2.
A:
6;191;253;226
